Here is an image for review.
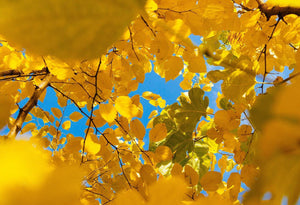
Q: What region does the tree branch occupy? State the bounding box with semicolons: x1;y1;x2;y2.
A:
0;67;48;78
6;74;51;139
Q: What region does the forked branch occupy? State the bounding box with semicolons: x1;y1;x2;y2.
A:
6;74;52;139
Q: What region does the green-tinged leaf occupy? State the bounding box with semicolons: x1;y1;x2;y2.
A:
219;97;233;110
222;69;256;103
174;87;209;132
250;87;279;131
207;69;229;83
194;141;209;158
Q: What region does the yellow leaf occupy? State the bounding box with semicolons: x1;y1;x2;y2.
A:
148;177;187;205
148;110;158;119
218;155;228;175
57;94;68;107
112;189;145;205
187;55;206;73
3;165;84;205
214;110;240;131
51;108;62;119
157;98;166;108
0;140;52;203
222;69;256;103
3;52;24;69
69;112;83;122
142;91;161;100
0;95;12;129
200;171;222;192
164;56;184;81
227;172;241;201
115;96;139;120
22;122;36;133
241;164;259;188
64;136;83;154
130;119;146;140
62;120;71;130
237;124;252;142
99;103;117;123
149;123;167;142
171;163;184;177
184;165;199;186
214;110;230;130
194;195;232;205
0;0;146;59
155;146;173;162
267;0;300;7
84;133;101;155
140;164;157;185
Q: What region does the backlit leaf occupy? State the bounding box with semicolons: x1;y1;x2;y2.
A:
149;123;167;142
200;171;222;192
84;133;101;155
0;0;146;59
69;112;83;122
115;96;139;120
62;120;71;130
99;103;117;123
130;119;146;140
51;108;62;119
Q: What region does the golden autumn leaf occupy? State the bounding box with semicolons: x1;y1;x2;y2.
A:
184;165;199;186
51;108;62;119
112;177;187;205
187;55;206;73
62;120;71;130
200;171;222;192
99;103;117;123
115;96;139;120
130;119;146;140
163;56;184;81
64;136;83;154
21;122;36;134
140;164;157;185
241;164;259;188
227;172;241;201
267;0;300;7
84;133;101;155
142;91;161;100
237;124;252;142
155;146;173;162
0;140;52;204
0;95;12;129
147;177;187;205
149;123;167;142
69;112;83;122
0;0;146;59
113;189;145;205
4;166;84;205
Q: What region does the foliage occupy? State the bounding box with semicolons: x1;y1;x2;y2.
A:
0;0;300;204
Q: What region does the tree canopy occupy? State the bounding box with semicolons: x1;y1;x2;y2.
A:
0;0;299;204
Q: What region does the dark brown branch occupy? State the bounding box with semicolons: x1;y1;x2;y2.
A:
6;74;51;139
81;58;102;163
0;67;48;78
278;72;300;85
140;15;156;37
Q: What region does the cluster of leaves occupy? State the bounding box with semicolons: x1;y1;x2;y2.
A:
0;0;300;204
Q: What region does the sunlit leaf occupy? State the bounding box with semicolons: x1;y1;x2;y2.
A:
0;0;146;59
